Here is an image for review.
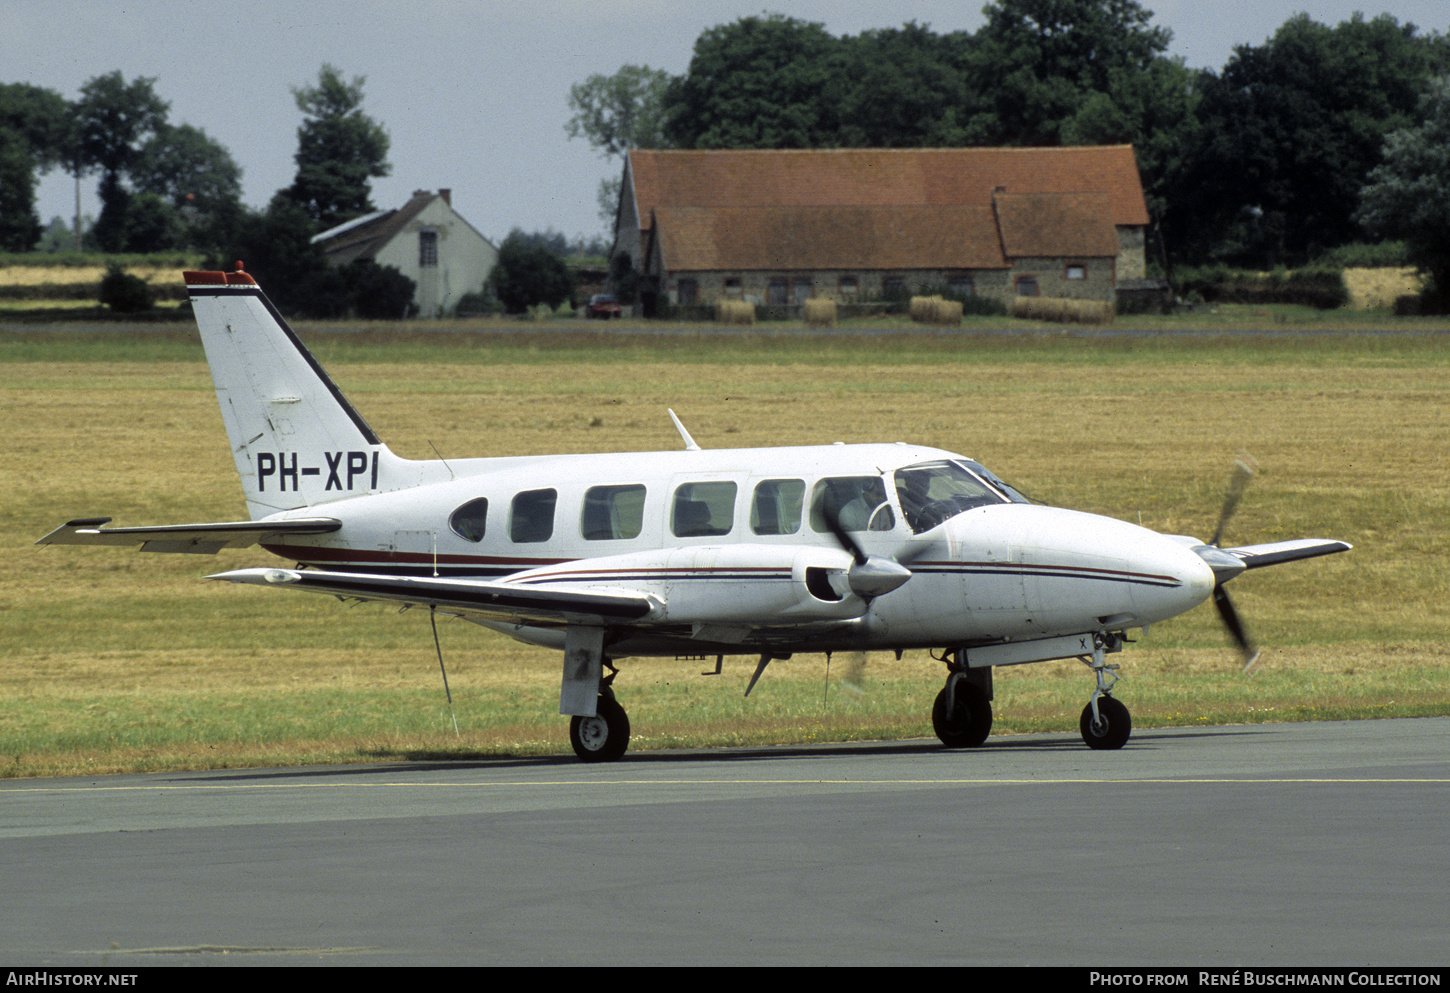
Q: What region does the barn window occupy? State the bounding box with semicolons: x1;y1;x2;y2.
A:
1066;264;1086;280
839;276;858;297
677;279;698;305
949;275;975;297
767;278;789;306
1015;276;1039;297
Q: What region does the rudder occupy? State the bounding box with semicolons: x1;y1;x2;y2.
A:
185;267;408;518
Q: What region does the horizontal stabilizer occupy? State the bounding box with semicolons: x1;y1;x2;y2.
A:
209;567;658;626
37;517;341;554
1225;539;1352;570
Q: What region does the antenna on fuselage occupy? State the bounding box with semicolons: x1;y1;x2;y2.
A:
667;409;701;451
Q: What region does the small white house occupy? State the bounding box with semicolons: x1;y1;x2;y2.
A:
311;189;497;317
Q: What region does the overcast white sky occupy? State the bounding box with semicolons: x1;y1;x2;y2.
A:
5;0;1446;245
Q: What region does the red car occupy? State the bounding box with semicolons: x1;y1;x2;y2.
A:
587;294;623;319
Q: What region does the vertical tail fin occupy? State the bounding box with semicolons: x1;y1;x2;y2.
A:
185;268;408;518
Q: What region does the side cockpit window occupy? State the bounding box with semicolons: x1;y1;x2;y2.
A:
510;488;557;543
810;476;894;533
449;497;489;542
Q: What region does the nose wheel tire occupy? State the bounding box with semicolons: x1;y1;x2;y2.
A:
1080;696;1131;750
569;693;631;763
932;678;992;748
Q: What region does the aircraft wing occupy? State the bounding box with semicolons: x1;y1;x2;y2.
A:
1223;538;1352;570
209;567;659;628
36;517;342;554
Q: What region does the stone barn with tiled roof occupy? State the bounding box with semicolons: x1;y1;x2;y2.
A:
312;189;498;317
613;147;1149;312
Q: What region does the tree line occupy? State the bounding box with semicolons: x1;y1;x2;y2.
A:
0;64;417;317
566;2;1450;300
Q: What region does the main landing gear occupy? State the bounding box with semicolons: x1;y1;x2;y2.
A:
931;656;993;748
568;661;632;763
932;635;1133;751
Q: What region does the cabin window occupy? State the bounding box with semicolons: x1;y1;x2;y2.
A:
448;497;489;542
582;484;646;540
810;476;894;533
671;481;736;538
894;461;1006;534
751;479;804;535
1066;264;1086;280
419;230;438;267
510;488;556;543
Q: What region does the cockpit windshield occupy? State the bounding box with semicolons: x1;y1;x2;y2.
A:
894;460;1008;534
958;459;1034;505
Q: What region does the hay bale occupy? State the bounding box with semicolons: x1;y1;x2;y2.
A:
1011;296;1114;325
715;299;756;325
803;297;836;328
909;295;961;325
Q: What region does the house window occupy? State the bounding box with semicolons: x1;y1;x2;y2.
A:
677;279;698;305
419;230;438;267
767;278;789;306
1015;276;1039;297
1066;264;1086;280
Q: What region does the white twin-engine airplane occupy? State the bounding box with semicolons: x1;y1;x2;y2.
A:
40;267;1350;762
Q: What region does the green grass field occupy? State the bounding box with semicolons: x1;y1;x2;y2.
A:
2;317;1447;776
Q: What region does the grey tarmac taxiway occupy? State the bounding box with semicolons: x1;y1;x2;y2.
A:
1;717;1446;967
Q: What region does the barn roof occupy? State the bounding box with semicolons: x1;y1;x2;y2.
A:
627;146;1149;228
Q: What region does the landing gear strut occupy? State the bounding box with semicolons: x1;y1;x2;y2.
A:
568;660;631;763
1079;633;1131;750
932;657;993;748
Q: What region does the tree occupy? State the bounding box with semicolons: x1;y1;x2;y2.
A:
663;14;845;149
834;24;973;147
566;64;673;228
961;0;1173;145
1357;76;1450;307
1179;13;1449;266
488;230;575;312
276;64;390;231
566;64;672;158
0;83;69;250
73;71;169;252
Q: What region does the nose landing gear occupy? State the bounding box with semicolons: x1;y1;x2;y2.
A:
1079;633;1131;750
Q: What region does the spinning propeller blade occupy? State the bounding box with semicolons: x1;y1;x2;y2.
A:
820;495;912;599
1202;458;1262;670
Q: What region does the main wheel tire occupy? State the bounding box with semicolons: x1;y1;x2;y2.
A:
1080;696;1131;750
932;678;992;748
569;693;631;763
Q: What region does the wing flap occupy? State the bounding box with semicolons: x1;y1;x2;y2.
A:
209;567;659;627
37;517;342;553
